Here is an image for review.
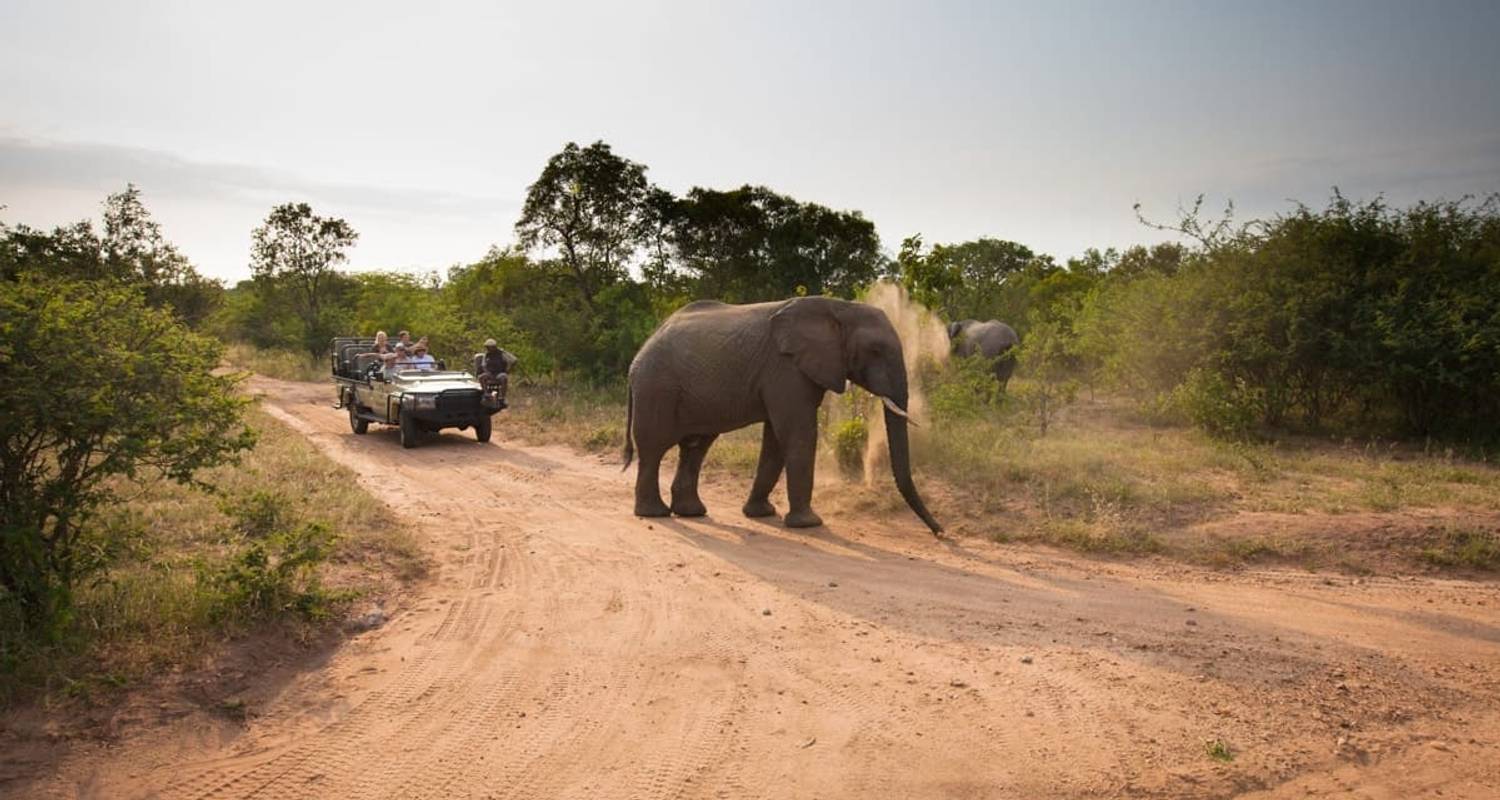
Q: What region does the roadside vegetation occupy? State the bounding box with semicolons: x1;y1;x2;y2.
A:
1;403;422;706
0;189;421;706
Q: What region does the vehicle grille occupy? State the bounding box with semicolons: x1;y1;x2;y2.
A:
437;389;482;416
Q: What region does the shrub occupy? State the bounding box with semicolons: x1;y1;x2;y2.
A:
928;354;1004;422
832;417;868;479
1;279;253;641
1172;367;1260;440
202;492;345;624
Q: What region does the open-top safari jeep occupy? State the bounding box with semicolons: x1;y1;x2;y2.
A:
330;337;505;448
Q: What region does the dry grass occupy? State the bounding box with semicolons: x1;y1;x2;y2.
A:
505;381;1500;572
223;344;326;383
5;402;423;705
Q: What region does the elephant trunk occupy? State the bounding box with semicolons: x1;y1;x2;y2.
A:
882;405;943;536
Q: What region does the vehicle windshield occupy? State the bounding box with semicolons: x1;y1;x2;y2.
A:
392;370;473;381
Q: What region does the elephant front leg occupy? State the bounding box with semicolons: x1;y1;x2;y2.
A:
779;416;823;529
634;444;672;518
743;423;783;518
670;434;717;517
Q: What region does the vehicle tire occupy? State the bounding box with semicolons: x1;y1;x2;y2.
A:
473;414;492;443
349;402;369;435
399;409;418;449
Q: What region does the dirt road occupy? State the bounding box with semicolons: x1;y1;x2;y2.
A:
27;378;1500;798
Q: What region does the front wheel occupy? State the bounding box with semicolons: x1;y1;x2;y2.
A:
349;401;369;435
473;415;492;443
399;409;419;449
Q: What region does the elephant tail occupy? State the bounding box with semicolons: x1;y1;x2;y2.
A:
621;383;635;472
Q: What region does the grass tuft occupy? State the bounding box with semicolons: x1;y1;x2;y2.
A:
1204;738;1235;762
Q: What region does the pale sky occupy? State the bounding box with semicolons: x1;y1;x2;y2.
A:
2;0;1498;281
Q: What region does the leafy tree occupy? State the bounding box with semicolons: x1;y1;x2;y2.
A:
0;279;254;638
447;247;650;381
896;234;1046;323
0;219;103;283
516;141;653;310
654;184;882;302
100;185;223;326
249;203;359;358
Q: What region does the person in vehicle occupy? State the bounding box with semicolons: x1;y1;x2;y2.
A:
396;330;413;350
360;331;392;361
478;338;509;406
409;343;437;371
391;342;412;371
381;352;401;380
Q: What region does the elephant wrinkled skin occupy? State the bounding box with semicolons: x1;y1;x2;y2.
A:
623;297;942;535
947;319;1020;388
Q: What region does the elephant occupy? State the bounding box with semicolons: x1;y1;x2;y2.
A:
622;296;943;535
947;319;1020;388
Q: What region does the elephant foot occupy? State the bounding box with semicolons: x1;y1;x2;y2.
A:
671;497;708;517
634;498;671;518
742;498;778;518
784;508;824;529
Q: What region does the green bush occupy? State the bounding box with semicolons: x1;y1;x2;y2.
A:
1;279;253;640
1172;367;1260;440
832;417;868;479
928;355;1005;422
203;492;345;624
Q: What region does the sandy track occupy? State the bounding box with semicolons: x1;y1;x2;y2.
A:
26;377;1500;799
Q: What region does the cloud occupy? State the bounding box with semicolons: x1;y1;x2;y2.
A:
0;135;513;222
0;136;521;279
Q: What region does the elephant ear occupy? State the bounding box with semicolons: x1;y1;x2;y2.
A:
771;298;848;394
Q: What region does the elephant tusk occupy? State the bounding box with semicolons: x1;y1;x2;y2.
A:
879;396;920;428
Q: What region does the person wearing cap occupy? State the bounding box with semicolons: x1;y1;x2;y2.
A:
408;342;437;371
478;338;510;406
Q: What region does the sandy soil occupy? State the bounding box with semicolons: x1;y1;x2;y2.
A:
11;377;1500;799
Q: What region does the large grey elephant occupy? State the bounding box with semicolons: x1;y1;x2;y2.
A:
623;297;943;535
947;319;1020;388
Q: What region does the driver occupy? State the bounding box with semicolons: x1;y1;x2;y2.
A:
478;338;510;406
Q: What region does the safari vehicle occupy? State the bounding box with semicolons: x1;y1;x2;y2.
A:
330;337;504;448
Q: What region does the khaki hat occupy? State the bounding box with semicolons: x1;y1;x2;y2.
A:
484;338;497;348
395;342;408;351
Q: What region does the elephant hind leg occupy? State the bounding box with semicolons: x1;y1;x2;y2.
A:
633;442;672;518
670;434;718;517
743;423;783;518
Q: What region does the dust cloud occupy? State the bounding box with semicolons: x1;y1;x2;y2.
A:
857;281;949;485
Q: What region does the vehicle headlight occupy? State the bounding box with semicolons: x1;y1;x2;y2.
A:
412;396;437;410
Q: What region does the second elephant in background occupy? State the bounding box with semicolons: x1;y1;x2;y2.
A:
947;319;1020;389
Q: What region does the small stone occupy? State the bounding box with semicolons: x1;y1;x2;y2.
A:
762;609;772;616
828;581;839;588
1185;619;1198;627
354;608;388;630
1020;656;1034;664
949;679;967;688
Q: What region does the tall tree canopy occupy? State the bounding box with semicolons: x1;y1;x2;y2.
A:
250;203;359;358
515;141;653;310
651;185;882;303
1;185;222;325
